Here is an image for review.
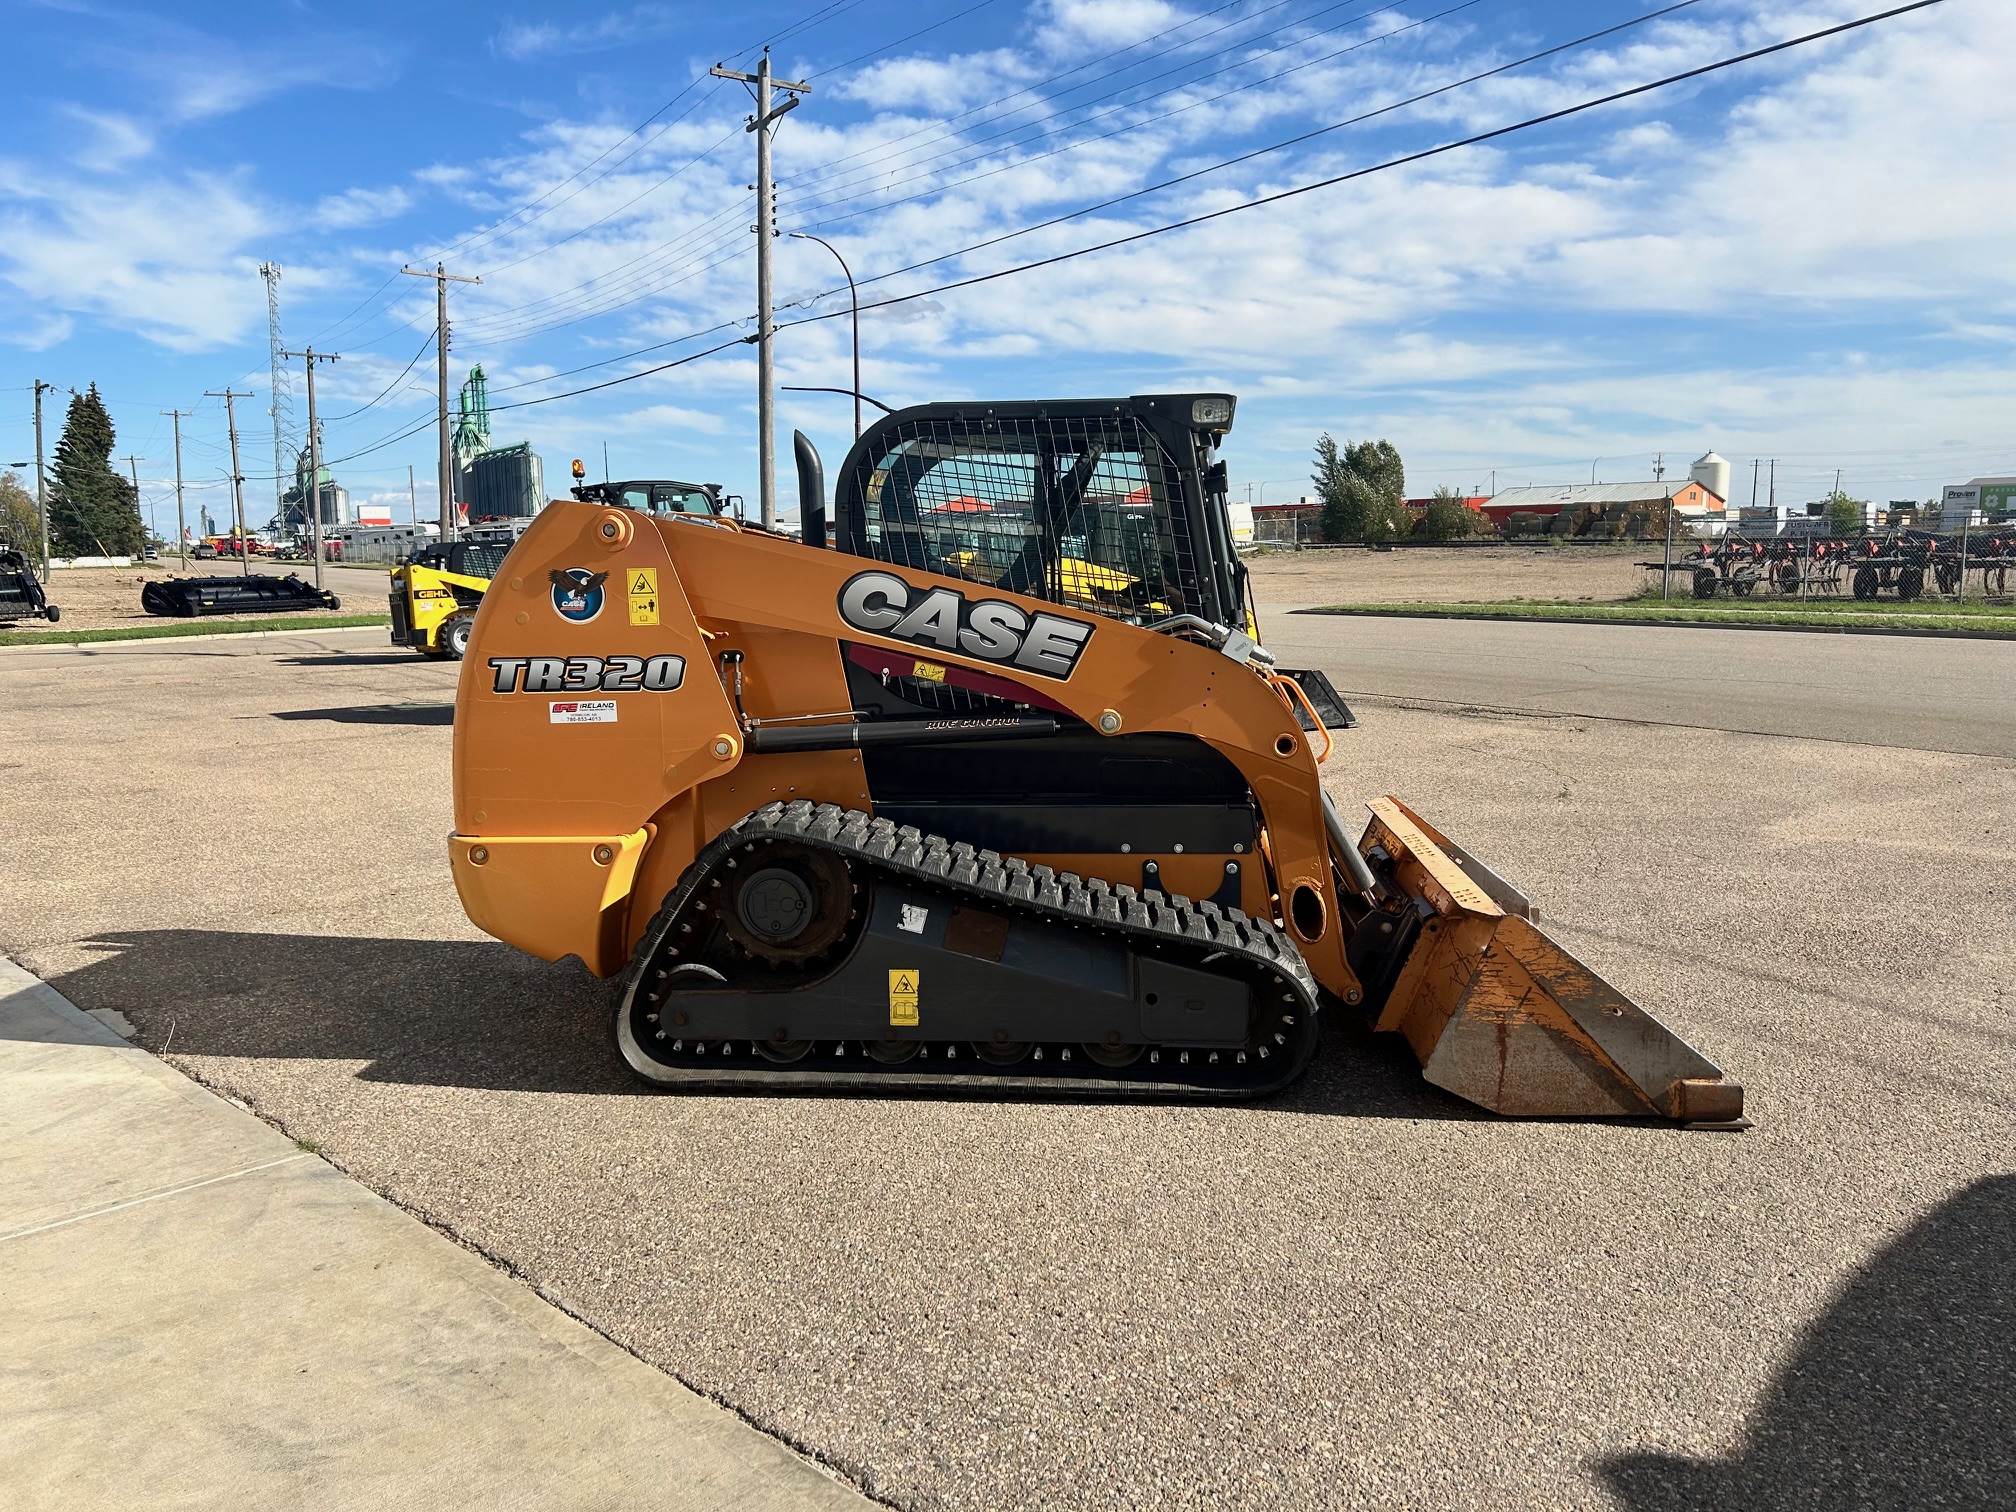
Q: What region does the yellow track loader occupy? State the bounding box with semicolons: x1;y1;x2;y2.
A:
390;537;513;660
447;394;1743;1125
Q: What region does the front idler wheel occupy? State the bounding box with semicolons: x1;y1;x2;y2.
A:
720;844;854;966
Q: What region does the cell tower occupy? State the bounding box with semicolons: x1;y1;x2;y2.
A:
259;262;293;527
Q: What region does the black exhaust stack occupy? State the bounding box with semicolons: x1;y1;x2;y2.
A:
793;430;825;549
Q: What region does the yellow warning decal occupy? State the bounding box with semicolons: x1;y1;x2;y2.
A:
910;659;947;683
888;969;920;1026
627;567;659;627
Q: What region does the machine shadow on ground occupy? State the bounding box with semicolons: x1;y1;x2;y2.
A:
1598;1173;2015;1511
278;654;432;668
269;704;454;726
44;928;1479;1119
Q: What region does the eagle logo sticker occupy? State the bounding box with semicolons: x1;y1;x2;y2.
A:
549;568;609;624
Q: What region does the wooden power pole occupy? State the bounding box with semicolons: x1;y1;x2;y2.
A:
400;262;480;540
712;49;810;528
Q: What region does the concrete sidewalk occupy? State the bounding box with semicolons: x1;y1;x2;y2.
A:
0;957;872;1511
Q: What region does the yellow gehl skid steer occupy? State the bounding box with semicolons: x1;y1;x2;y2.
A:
448;394;1743;1124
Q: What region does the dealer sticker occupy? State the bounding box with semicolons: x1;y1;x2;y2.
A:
549;700;618;724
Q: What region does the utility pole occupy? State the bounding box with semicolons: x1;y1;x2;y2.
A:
1769;458;1776;513
206;388;254;576
1750;458;1760;509
401;262;480;540
408;464;419;530
260;262;293;534
713;49;810;528
121;455;146;552
1654;452;1665;481
162;409;191;568
32;380;53;567
280;349;340;590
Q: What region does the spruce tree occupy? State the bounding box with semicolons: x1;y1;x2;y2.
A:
51;385;144;558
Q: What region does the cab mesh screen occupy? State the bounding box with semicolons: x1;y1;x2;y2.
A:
846;412;1199;623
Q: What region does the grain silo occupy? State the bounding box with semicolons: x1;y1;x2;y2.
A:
1689;451;1731;504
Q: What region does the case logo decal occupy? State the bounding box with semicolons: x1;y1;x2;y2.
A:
549;568;609;624
836;570;1093;681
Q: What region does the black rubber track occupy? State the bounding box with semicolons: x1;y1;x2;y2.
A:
616;801;1322;1098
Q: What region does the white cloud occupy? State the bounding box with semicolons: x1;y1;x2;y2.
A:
490;7;676;61
314;186;415;230
81;19;401;126
7;0;2005;507
59;108;155;171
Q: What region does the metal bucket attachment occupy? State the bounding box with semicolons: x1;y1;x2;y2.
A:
141;574;340;618
1359;797;1745;1126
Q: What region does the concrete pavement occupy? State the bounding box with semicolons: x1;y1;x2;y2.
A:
5;626;2013;1510
1261;608;2016;756
0;955;871;1512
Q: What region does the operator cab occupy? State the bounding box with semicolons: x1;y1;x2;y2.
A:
825;393;1248;631
571;478;725;518
406;539;512;580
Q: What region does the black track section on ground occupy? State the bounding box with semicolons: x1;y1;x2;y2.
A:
616;801;1321;1098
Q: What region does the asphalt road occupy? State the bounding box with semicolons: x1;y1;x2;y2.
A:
4;625;2012;1510
1259;609;2016;756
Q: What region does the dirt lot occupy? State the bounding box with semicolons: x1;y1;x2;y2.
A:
18;562;390;632
1246;544;1651;606
4;626;2010;1511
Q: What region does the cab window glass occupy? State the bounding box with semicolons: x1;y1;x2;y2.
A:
848;414;1194;622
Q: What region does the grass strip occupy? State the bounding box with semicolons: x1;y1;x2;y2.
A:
0;614;391;647
1300;600;2016;635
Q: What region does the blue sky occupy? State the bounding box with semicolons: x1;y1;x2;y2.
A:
0;0;2007;533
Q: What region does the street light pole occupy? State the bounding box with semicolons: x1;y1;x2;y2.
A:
788;231;860;440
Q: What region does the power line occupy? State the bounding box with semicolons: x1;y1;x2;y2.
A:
774;1;1948;333
787;0;1492;239
318;329;437;422
301;0;921;346
807;0;1006;78
472;0;1947;422
781;0;1698;310
460;0;1443;346
787;0;1447;221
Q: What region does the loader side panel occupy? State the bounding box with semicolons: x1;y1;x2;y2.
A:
451;502;739;971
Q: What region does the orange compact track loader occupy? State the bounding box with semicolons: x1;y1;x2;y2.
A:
449;395;1744;1124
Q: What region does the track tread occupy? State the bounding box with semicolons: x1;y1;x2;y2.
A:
618;801;1320;1098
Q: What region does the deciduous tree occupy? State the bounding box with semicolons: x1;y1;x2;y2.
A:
1415;486;1480;540
1313;434;1407;541
0;470;37;551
